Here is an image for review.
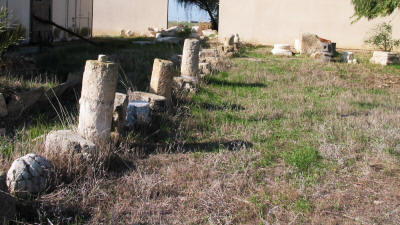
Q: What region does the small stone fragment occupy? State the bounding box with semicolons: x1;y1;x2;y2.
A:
199;62;212;75
113;93;128;134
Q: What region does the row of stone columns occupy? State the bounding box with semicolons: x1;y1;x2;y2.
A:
77;38;202;146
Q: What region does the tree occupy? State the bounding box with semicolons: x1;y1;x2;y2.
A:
351;0;400;21
176;0;219;30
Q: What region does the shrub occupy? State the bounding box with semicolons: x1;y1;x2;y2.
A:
365;22;400;51
177;26;193;38
0;7;24;54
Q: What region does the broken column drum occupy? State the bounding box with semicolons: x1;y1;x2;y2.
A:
78;56;119;144
181;39;200;80
150;59;174;100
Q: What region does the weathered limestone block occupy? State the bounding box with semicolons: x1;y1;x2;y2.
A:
126;101;151;126
341;52;357;64
0;191;16;223
112;93;128;133
199;49;219;59
45;130;96;156
311;52;334;62
201;56;225;72
6;154;53;198
370;51;400;66
271;44;293;56
299;33;336;56
300;33;323;55
224;34;235;47
78;56;118;144
233;34;241;51
128;91;167;112
7;88;44;117
0;93;7;117
173;76;198;93
181;39;201;80
294;39;301;53
150;59;174;100
199;62;212;75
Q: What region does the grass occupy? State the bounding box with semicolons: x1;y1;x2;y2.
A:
1;43;400;224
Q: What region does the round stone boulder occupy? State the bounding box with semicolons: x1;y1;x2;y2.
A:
6;154;53;198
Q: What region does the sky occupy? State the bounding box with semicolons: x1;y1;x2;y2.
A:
168;0;210;22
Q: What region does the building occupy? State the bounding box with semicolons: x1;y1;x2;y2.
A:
0;0;93;43
92;0;168;37
218;0;400;49
0;0;168;42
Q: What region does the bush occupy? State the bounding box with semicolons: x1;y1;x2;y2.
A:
365;22;400;51
0;7;24;54
177;26;193;38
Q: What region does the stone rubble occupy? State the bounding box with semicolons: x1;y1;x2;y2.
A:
6;153;53;198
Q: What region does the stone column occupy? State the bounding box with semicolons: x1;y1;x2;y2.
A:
149;59;174;100
181;38;200;80
78;55;118;144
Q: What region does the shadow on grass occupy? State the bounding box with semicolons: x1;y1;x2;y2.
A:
195;102;245;111
130;140;253;156
206;77;267;88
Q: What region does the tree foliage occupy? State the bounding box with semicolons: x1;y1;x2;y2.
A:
352;0;400;20
365;22;400;51
0;7;24;54
176;0;219;30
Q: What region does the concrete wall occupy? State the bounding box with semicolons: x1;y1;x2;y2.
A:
93;0;168;36
219;0;400;49
0;0;31;41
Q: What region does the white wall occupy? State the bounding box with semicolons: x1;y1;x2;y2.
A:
219;0;400;49
93;0;168;36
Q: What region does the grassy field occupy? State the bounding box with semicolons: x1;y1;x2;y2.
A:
2;43;400;224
